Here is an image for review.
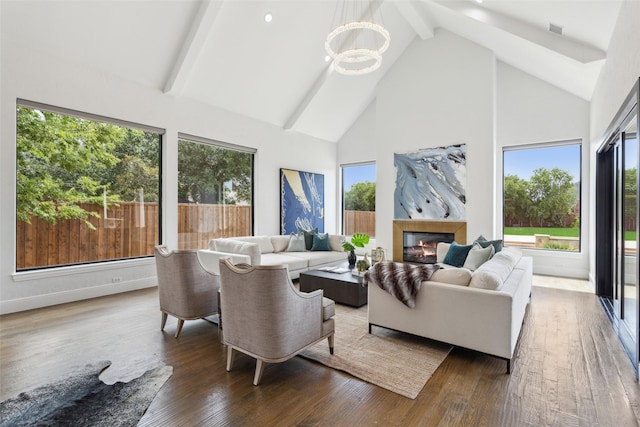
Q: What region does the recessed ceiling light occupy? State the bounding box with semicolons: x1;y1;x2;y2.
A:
475;0;483;3
324;55;331;62
264;13;273;23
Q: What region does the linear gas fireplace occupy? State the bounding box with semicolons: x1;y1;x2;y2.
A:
393;220;467;264
404;232;454;264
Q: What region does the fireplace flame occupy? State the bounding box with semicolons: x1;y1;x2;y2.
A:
418;240;437;256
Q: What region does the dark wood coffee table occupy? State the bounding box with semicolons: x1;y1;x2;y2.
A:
299;263;367;307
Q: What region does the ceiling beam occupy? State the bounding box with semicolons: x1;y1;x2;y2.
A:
163;0;223;95
283;66;333;131
394;0;434;40
431;0;605;64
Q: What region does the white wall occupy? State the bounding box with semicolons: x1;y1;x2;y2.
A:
588;0;640;283
496;61;591;279
374;30;496;255
339;30;593;278
590;0;640;143
0;41;337;314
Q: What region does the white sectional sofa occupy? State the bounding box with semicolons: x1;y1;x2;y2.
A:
367;246;532;373
197;234;357;279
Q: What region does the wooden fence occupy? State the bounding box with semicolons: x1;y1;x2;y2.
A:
17;205;371;269
177;203;251;250
16;202;160;270
16;202;251;270
344;210;376;237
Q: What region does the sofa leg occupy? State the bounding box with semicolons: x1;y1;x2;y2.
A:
506;359;511;374
368;323;372;334
328;334;334;355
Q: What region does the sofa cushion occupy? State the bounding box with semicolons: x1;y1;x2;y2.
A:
499;246;523;265
430;267;472;286
259;253;308;271
286;233;306;252
271;235;290;252
463;243;495;271
299;227;318;250
436;242;451;263
214;239;262;265
311;232;331;251
468;249;519;291
443;242;473;268
285;250;345;267
235;236;274;254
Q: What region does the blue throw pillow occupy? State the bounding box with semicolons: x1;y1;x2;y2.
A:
311;232;331;251
443;241;473;267
298;227;318;250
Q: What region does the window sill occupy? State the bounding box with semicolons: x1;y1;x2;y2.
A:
12;257;154;282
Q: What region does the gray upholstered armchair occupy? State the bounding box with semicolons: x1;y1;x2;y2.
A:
218;259;335;385
154;245;220;338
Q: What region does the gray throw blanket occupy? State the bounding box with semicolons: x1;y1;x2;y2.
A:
363;262;440;308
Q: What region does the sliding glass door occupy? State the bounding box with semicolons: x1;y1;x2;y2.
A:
597;80;639;378
619;117;638;361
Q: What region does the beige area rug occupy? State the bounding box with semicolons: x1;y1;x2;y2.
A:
299;305;452;399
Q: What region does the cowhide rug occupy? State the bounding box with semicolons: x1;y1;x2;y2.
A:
0;360;172;427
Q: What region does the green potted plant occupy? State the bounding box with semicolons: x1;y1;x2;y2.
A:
342;233;370;268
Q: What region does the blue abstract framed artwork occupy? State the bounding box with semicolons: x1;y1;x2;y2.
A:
394;144;466;220
280;168;324;234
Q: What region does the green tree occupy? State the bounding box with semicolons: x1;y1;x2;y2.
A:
527;167;576;227
107;129;160;202
625;168;637;235
503;174;529;226
16;106;160;227
177;141;252;204
344;181;375;211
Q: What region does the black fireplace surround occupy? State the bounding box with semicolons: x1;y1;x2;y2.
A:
403;231;454;264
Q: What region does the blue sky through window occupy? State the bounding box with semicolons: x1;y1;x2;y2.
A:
343;164;376;190
504;145;581;182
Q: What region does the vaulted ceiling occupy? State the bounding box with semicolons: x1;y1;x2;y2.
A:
2;0;623;142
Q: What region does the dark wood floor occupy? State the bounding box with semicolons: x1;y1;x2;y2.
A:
1;285;639;426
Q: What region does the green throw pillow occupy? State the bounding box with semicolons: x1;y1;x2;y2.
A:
286;232;306;252
443;241;473;268
474;235;503;253
311;232;331;251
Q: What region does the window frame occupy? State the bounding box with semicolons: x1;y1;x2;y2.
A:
177;133;255;247
15;99;164;271
341;161;376;237
502;139;582;252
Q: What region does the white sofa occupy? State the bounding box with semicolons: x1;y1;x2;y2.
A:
367;247;532;373
198;234;366;279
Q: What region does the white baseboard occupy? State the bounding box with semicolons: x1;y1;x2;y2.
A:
533;265;589;280
0;277;157;315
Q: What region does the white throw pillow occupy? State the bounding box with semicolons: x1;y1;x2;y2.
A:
463;243;495;271
328;234;343;252
236;236;274;254
270;235;290;252
436;242;451;263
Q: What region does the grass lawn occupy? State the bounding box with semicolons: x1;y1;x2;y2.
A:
504;227;637;241
504;227;579;237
